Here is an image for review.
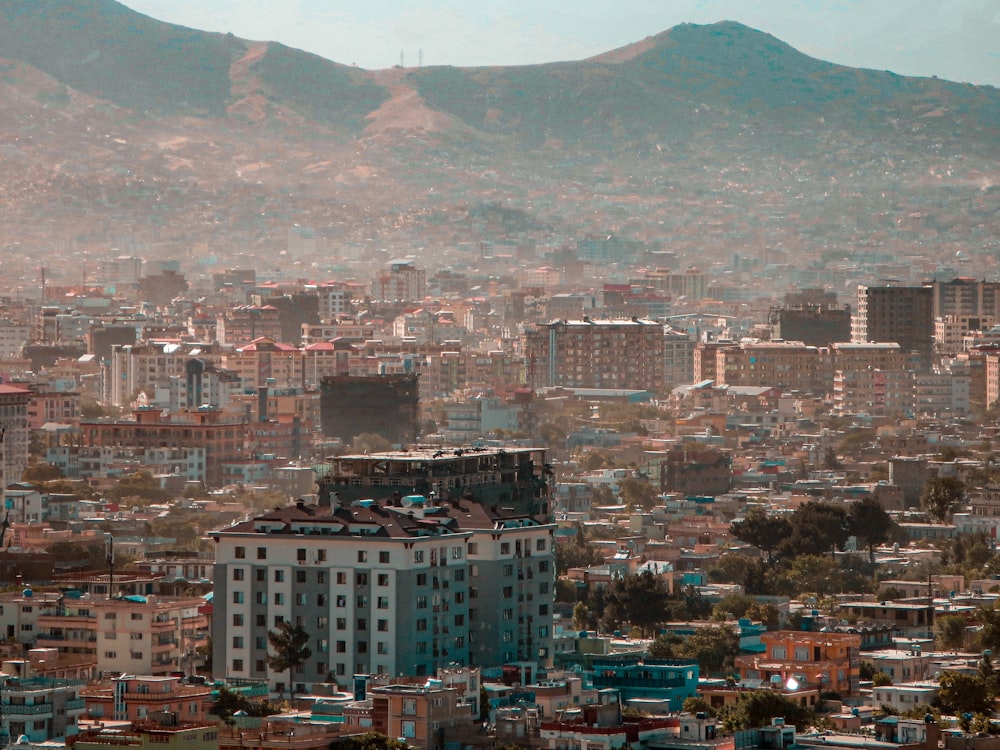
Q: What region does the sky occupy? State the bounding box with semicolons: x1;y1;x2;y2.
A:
124;0;1000;87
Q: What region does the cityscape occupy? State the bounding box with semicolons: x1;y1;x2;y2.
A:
0;2;999;750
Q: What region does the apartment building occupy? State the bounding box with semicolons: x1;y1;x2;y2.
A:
372;261;427;303
211;495;555;696
0;676;86;746
82;674;212;723
34;594;210;677
713;340;827;394
852;284;934;364
80;407;245;486
734;630;861;697
523;318;665;391
0;383;30;485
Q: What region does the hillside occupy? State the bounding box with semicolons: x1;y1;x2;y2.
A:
0;0;997;270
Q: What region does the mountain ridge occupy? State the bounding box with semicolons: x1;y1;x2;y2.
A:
0;0;997;266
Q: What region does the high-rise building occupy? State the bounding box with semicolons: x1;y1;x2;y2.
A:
319;373;419;447
523;318;664;391
852;285;934;364
928;278;1000;319
371;262;426;303
0;384;30;485
210;496;554;696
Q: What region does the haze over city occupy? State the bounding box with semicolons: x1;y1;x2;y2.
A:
0;1;999;748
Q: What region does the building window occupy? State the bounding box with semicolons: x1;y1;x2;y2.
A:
336;618;346;630
235;547;245;559
296;570;307;583
233;636;244;649
257;547;267;560
318;550;326;562
357;641;367;653
233;614;243;627
402;721;415;738
297;548;306;561
417;573;427;586
233;568;244;581
468;542;478;555
357;619;367;631
232;659;243;672
130;613;142;621
357;551;367;563
336;641;346;653
296;593;308;606
337;572;347;585
414;550;424;563
274;593;284;605
378;619;388;631
416;619;427;631
274;570;284;583
377;642;388;655
256;569;266;582
536;539;547;551
379;551;390;564
377;574;389;586
318;571;326;584
256;615;266;627
500;542;510;554
451;546;462;559
255;592;267;604
357;572;368;585
256;637;266;649
233;592;244;604
377;597;389;609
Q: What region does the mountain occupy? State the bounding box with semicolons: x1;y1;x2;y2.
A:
0;0;997;271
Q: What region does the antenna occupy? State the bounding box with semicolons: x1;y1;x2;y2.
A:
106;535;115;600
400;49;404;68
419;49;423;68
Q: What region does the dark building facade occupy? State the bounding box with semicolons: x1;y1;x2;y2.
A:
319;373;419;447
771;304;852;347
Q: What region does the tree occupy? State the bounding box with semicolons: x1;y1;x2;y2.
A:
352;432;393;454
779;502;849;559
339;732;408;750
682;696;715;716
678;627;740;676
782;554;844;597
647;632;683;659
921;477;966;522
934;615;967;651
730;508;791;562
717;690;815;731
600;570;671;637
22;463;63;482
619;476;659;511
266;621;312;701
935;672;994;715
848;497;895;563
210;685;280;722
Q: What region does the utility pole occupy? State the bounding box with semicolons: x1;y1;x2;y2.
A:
106;535;115;600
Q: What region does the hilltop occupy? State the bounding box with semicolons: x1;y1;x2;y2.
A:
0;0;997;269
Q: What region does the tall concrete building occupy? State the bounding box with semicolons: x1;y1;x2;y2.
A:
928;278;1000;319
319;373;419;447
211;496;555;696
852;285;934;365
372;262;426;303
0;384;30;485
523;318;664;391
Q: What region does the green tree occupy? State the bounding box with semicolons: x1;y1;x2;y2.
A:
935;615;967;651
848;497;895;563
782;554;844;597
21;463;63;482
779;502;849;559
647;632;683;659
572;601;596;631
682;696;715;716
730;508;791;562
678;626;740;676
717;690;815;731
266;621;312;701
210;685;280;722
619;475;659;511
935;671;994;715
107;471;173;504
352;432;393;454
921;477;966;522
600;570;670;637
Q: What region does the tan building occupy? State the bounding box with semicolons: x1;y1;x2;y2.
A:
35;594;210;676
734;630;861;697
83;674;212;723
713;340;828;394
523;318;665;391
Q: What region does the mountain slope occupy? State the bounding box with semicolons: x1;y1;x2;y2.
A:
0;0;997;266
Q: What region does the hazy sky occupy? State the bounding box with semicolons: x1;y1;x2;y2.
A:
125;0;1000;87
